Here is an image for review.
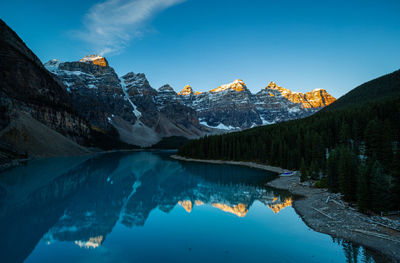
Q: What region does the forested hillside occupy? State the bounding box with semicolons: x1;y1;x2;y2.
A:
326;69;400;111
179;72;400;213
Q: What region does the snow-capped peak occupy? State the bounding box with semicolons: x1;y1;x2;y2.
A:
210;79;247;93
266;81;281;89
80;55;103;61
265;81;299;94
79;55;108;67
178;85;199;96
312;88;324;92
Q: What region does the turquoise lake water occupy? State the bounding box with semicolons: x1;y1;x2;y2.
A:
0;151;388;263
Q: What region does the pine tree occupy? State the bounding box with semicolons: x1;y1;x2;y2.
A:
310;160;319;180
311;133;324;168
339;122;351;146
357;163;370;213
327;149;339;192
364;119;381;160
370;160;391;213
390;150;400;210
338;146;358;202
380;120;393;170
300;158;308;182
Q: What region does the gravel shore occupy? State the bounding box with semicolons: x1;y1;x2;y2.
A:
170;155;290;174
268;175;400;263
172;155;400;262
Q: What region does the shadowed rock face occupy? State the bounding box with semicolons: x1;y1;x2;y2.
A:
0;19;91;160
194;84;262;128
46;59;207;147
0;20;73;120
121;72;159;128
46;59;136;129
177;80;260;128
156;86;200;129
121;73;206;141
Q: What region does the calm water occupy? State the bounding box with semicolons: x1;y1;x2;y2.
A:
0;151;387;263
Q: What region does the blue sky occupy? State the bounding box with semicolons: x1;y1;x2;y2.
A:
1;0;400;97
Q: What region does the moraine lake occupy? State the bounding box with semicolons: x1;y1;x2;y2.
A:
0;151;388;263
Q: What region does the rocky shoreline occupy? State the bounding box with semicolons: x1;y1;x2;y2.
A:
172;155;400;263
170;155;291;174
267;176;400;263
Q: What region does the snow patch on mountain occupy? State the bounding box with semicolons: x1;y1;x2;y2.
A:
200;121;239;131
260;116;275;125
120;77;142;118
80;55;104;62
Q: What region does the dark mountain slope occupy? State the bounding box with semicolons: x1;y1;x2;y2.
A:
0;19;89;140
326;69;400;111
0;19;131;164
0;20;73;112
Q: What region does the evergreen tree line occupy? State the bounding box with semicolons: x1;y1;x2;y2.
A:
179;95;400;213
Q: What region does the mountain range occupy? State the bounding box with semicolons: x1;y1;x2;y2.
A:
44;54;335;145
0;19;335;162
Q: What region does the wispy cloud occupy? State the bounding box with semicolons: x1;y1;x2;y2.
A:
77;0;185;55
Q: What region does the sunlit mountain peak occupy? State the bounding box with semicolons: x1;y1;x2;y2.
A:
210;79;247;93
177;85;201;96
79;54;108;67
265;81;336;108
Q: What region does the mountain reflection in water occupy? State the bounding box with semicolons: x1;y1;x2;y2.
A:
0;151;389;263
